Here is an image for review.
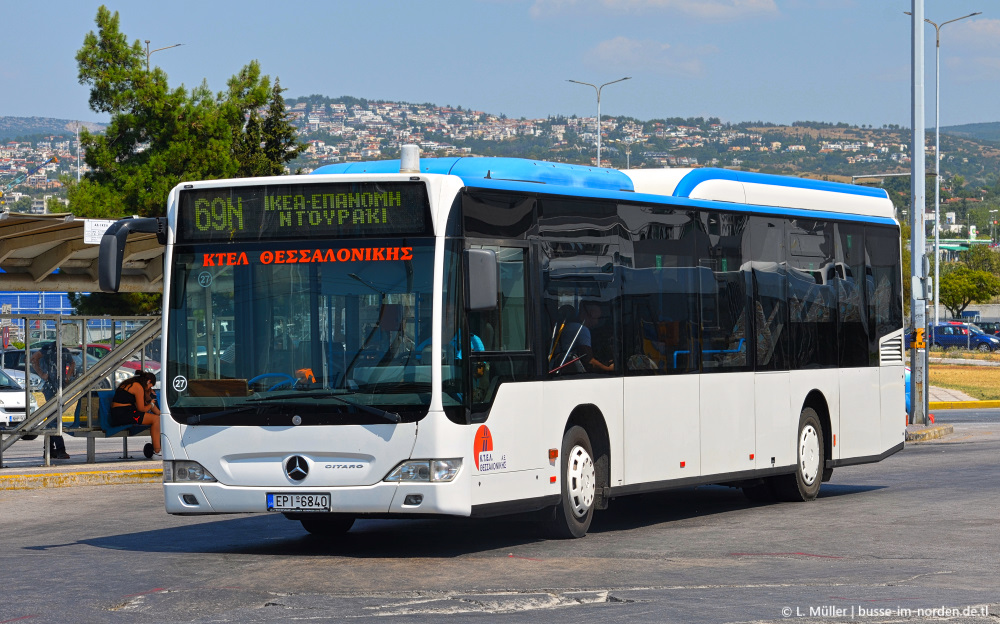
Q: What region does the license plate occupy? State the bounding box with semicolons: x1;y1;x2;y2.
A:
266;493;331;512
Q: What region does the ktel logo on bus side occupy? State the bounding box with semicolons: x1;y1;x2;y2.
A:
474;425;507;473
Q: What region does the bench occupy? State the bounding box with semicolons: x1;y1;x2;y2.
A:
64;390;154;462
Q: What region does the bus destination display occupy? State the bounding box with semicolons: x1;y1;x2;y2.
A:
177;181;431;242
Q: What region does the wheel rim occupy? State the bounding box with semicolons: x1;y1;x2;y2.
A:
566;444;596;518
799;425;821;486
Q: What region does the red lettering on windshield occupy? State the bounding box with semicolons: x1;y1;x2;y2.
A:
253;247;415;265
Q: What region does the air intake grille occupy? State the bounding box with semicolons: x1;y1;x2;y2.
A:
880;336;904;364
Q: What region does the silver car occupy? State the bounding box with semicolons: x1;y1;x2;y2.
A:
0;368;38;428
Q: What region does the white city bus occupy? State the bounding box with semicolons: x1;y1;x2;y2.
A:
100;148;905;538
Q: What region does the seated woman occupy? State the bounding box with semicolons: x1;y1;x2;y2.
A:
110;371;161;458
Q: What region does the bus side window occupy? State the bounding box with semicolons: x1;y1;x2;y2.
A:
699;212;751;372
468;246;528;352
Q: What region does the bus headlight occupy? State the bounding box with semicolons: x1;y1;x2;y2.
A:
164;460;217;483
384;459;462;482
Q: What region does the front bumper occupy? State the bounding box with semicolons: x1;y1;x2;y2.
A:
164;476;472;517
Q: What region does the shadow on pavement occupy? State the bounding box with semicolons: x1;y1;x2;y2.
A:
66;483;885;557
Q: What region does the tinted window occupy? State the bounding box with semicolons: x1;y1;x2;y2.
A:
699;212;751;372
750;216;789;371
786;219;838;368
620;205;702;374
836;223;869;367
468;246;529;352
867;225;903;362
462;190;536;239
538;238;621;378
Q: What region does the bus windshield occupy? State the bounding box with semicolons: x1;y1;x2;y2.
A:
165;237;438;426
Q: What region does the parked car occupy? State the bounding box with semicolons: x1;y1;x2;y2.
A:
912;322;1000;352
0;346;132;390
0;348;30;372
3;367;43;391
974;321;1000;335
85;343;161;373
0;368;37;428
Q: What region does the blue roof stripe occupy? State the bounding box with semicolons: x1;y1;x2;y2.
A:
312;157;894;223
673;167;889;200
312;157;634;192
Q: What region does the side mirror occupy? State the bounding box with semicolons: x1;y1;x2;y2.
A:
98;217;166;292
464;249;498;311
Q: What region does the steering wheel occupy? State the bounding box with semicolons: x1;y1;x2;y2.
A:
247;373;295;392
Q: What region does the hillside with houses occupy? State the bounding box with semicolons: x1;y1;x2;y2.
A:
3;96;1000;224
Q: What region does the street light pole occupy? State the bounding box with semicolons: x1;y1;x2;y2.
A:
145;40;183;72
908;0;929;427
567;77;631;167
905;10;981;326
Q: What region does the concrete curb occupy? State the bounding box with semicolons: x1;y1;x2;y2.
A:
905;424;955;442
0;468;162;490
929;400;1000;410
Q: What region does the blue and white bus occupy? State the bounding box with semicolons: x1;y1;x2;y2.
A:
100;147;904;538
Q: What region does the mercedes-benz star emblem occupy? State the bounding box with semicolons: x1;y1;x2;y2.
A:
284;456;309;481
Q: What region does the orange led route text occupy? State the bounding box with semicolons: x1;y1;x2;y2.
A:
202;247;413;267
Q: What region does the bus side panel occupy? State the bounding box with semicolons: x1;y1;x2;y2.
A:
787;369;841;463
700;372;756;476
466;382;551;508
623;375;700;485
880;365;906;453
838;367;882;459
541;378;624;488
754;372;792;470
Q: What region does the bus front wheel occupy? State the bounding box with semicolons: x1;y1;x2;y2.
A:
296;513;355;537
546;425;596;539
774;407;824;502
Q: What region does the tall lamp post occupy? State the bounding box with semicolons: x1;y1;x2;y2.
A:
567;77;631;167
990;209;998;244
906;10;981;326
145;40;183;72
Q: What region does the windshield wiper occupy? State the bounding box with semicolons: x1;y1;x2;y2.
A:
248;391;401;424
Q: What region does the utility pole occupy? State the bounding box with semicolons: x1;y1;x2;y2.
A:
909;0;929;427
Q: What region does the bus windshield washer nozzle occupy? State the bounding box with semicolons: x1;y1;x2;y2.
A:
400;144;420;174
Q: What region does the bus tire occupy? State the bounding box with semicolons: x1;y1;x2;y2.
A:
774;407;824;502
298;514;355;537
546;425;596;539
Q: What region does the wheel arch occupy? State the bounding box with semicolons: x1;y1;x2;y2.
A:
565;404;611;509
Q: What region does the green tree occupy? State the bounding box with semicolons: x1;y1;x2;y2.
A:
959;244;1000;274
6;196;33;213
67;6;301;219
67;6;302;316
68;292;161;316
938;266;1000;318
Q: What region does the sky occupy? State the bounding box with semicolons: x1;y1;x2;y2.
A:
2;0;999;128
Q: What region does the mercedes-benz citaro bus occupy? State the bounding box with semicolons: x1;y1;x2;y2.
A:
99;146;905;539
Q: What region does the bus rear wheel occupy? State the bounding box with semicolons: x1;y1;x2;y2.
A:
774;407;824;502
546;425;596;539
296;513;355;537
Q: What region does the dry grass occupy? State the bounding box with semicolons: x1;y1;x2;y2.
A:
929;364;1000;400
931;348;1000;363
